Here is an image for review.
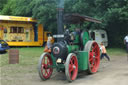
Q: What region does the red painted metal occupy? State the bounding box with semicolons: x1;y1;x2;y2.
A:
41;54;53;79
68;55;78;80
89;42;100;73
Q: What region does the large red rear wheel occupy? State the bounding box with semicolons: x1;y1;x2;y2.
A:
38;52;53;80
65;53;78;82
84;41;100;73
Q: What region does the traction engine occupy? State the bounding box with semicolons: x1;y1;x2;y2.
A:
38;0;101;82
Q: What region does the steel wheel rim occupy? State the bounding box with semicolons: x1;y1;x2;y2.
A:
69;55;78;80
89;42;100;72
41;54;53;79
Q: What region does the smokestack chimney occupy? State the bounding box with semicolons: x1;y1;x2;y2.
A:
57;0;64;41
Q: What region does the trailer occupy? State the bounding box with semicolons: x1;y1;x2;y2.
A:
89;29;108;47
0;15;51;46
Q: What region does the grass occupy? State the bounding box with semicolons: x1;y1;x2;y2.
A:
107;48;126;56
0;47;126;67
0;47;44;85
0;47;44;67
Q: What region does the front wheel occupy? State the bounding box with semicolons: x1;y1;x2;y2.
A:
38;52;53;80
65;53;78;82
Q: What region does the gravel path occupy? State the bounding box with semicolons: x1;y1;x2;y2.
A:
1;55;128;85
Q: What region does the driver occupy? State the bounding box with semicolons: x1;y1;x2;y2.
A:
64;29;71;44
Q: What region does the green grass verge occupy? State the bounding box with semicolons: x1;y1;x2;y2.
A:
0;47;44;67
107;48;126;56
0;47;126;67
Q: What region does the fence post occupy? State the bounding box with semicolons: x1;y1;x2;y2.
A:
9;49;19;64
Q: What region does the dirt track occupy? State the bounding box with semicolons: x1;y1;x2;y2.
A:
1;55;128;85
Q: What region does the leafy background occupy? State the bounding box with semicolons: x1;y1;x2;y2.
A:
0;0;128;47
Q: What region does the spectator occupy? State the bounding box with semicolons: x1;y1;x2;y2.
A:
124;34;128;53
44;35;53;52
100;42;110;61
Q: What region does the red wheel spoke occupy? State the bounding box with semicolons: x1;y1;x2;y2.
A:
89;57;93;61
95;56;99;59
45;68;48;74
91;62;94;67
89;52;93;57
69;64;72;69
94;60;97;66
70;59;73;65
69;64;73;79
69;68;73;72
92;45;97;51
69;64;74;72
92;66;96;72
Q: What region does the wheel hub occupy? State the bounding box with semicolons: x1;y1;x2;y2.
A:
43;64;48;69
73;65;76;69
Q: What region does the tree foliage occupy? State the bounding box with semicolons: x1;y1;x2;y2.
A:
0;0;128;47
0;0;7;12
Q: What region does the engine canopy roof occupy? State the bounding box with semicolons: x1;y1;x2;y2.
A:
64;14;101;24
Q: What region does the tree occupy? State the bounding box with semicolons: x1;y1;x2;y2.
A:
0;0;18;15
0;0;7;12
94;0;128;47
0;0;128;47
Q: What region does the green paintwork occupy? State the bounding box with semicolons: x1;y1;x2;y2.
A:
51;54;56;67
56;64;65;72
82;31;89;46
77;51;88;71
51;50;88;71
51;54;65;71
67;45;79;53
50;31;89;71
51;51;88;71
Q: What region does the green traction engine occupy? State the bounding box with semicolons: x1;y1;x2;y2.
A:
38;0;101;82
38;14;101;82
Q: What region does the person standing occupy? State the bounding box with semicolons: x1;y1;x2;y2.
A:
44;35;53;52
124;34;128;53
100;42;110;61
